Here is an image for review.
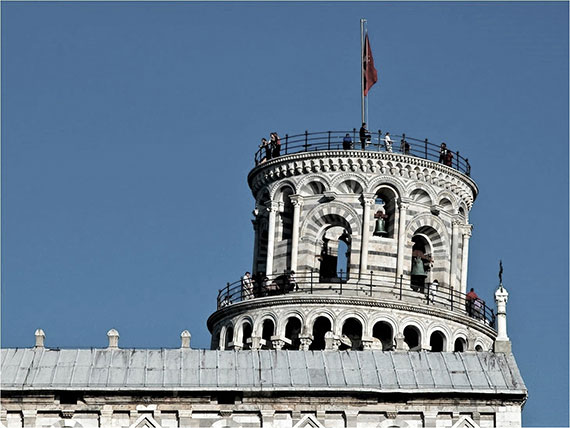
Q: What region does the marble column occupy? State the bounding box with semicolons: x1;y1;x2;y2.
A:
265;201;279;276
395;199;410;278
359;193;376;278
449;220;460;290
289;194;304;272
459;224;473;294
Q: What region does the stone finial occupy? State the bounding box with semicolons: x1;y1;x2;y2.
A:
180;330;191;349
107;329;119;349
494;285;511;353
34;329;45;348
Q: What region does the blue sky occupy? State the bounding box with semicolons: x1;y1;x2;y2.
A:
1;2;568;426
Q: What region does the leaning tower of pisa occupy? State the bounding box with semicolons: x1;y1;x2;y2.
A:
208;131;497;355
0;130;527;428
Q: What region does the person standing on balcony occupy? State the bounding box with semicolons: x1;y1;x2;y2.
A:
260;138;271;163
359;123;370;150
438;142;448;163
241;271;254;300
343;133;353;150
444;149;454;167
384;132;393;153
428;279;439;304
466;287;479;317
271;132;281;158
401;136;410;155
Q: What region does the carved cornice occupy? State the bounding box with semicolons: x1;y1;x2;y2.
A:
248;151;478;210
207;294;497;338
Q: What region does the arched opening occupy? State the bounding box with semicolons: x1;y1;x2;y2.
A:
475;344;483;352
319;224;351;283
429;330;446;352
309;316;332;350
284;317;302;350
341;318;363;350
337;239;349;280
261;319;275;349
373;187;398;238
403;325;421;351
372;321;394;350
241;322;252;350
454;337;467;352
224;326;234;350
410;234;433;293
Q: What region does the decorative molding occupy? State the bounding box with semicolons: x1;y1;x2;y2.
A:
248;151;477;209
207;294;497;338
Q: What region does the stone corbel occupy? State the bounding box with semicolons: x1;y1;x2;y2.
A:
322;191;337;201
324;331;340;350
270;336;291;350
299;335;313;350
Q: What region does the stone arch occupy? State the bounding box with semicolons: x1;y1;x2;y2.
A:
368;314;398;338
234;315;254;346
309;315;334;351
300;201;361;241
269;180;297;201
428;328;449;352
371;319;396;351
474;338;486;352
223;323;235;349
254;313;277;337
330;172;368;192
454;336;468;352
406;181;437;204
296;174;331;196
399;318;426;350
409;188;433;206
438;190;458;210
277;310;305;337
367;175;405;197
305;309;336;333
283;315;303;350
336;310;367;337
406;213;450;250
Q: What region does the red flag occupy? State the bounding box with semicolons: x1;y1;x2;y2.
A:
363;33;378;96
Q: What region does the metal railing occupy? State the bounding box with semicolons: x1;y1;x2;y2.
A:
254;130;471;176
217;270;494;328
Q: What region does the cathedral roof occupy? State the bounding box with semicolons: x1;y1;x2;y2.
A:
1;348;526;397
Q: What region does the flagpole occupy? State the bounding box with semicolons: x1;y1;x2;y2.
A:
360;18;365;125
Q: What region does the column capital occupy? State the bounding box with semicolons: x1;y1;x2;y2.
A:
264;200;279;211
361;192;376;206
461;223;473;237
397;197;411;209
289;194;304;207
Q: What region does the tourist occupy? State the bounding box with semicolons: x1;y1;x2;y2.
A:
241;271;254;300
359;123;370;150
444;150;453;167
438;143;448;163
384;132;393;153
343;133;352;150
428;279;439;304
465;288;479;317
271;132;281;158
401;137;410;155
259;138;271;163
